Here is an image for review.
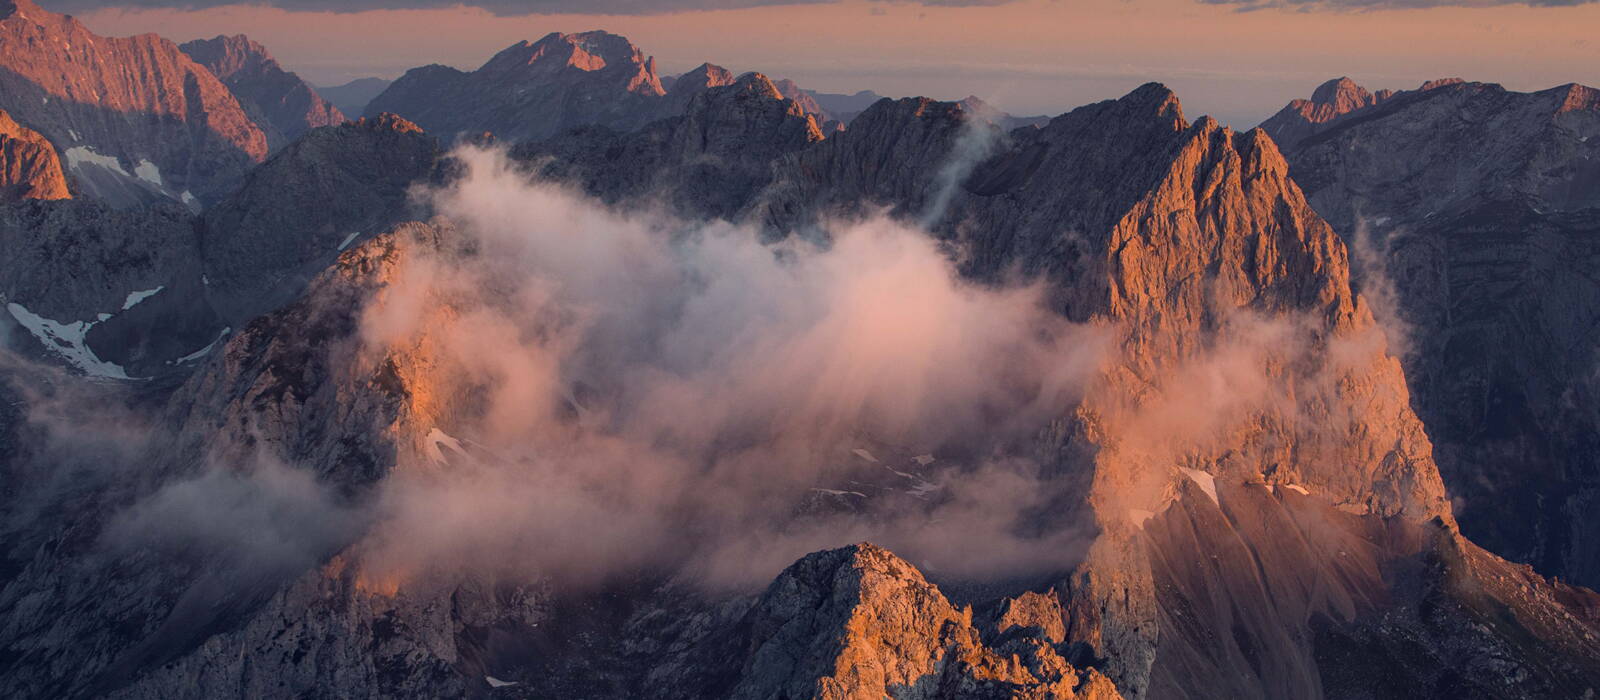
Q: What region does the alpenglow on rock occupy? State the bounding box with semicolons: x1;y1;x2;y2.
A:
180;34;346;149
0;0;267;206
0;109;69;201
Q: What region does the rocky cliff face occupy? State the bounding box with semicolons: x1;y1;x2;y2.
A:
514;71;824;221
179;34;345;149
1263;77;1600;588
0;109;69;200
0;0;267;206
200;113;440;325
729;544;1124;700
365;31;667;143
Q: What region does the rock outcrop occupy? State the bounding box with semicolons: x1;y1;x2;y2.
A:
731;544;1122;700
199;114;440;324
0;0;267;206
1256;76;1394;151
0;109;68;200
179;34;345;149
365;31;667;143
661;62;737;115
1263;78;1600;587
514;71;824;221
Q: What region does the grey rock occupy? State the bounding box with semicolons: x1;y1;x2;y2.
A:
200;114;441;325
1265;77;1600;586
365;31;666;143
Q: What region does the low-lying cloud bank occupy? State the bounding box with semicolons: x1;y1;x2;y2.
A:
353;147;1111;587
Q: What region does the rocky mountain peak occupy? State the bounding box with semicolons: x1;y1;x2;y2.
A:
736;543;1123;699
179;33;273;78
180;33;345;148
1419;76;1466;91
480;30;665;96
366;31;668;142
1258;76;1394;151
726;71;787;102
0;108;70;200
1118;82;1187;128
1309;76;1375;111
678;62;736;90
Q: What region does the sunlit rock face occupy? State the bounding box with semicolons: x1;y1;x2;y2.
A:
1264;76;1600;588
0;0;267;206
0;109;69;201
180;34;346;150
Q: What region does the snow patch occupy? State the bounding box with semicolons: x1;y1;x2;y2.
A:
338;232;360;251
67;129;79;142
181;191;197;206
912;453;936;466
133;159;162;186
485;676;517;688
811;488;867;498
426;428;466;465
6;302;131;379
851;448;878;463
121;286;163;310
1283;484;1310;496
1180;468;1219;506
173;327;229;364
64;146;128;176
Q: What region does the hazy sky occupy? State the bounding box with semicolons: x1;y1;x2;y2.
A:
49;0;1599;127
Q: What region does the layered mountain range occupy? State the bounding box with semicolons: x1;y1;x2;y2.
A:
1261;76;1600;588
1;11;1598;700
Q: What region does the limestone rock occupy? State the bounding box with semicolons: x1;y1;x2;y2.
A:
180;34;346;149
1266;77;1600;586
365;31;667;143
200;114;441;324
0;0;267;206
0;109;68;200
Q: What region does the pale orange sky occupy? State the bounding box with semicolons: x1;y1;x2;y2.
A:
66;0;1600;127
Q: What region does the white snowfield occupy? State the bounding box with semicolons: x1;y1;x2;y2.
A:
122;286;163;310
1179;467;1219;506
426;427;466;464
173;327;230;365
5;302;131;379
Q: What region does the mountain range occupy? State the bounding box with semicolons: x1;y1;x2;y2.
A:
1;2;1599;697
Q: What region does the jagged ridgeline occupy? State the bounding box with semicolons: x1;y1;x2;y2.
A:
1;6;1599;698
